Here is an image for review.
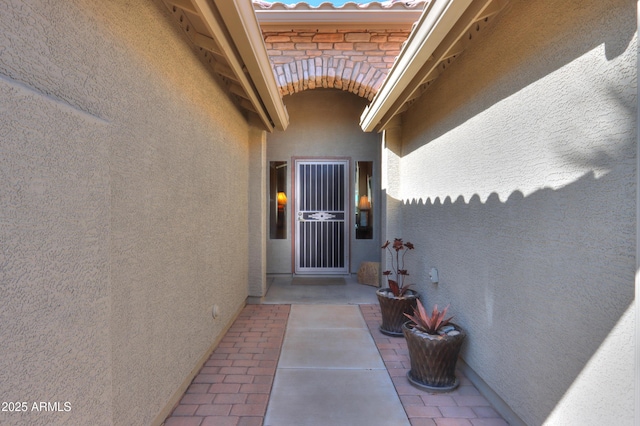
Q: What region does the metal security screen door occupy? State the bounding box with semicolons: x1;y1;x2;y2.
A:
295;160;349;274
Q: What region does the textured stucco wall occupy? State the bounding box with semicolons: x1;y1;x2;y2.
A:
1;1;251;425
267;89;381;274
380;117;405;279
248;121;268;297
394;0;637;424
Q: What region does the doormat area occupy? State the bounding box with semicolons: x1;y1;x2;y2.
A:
291;277;346;286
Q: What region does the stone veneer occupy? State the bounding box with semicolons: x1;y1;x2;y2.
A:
263;29;410;100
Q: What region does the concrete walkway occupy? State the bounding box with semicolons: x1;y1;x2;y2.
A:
163;278;508;426
264;304;409;426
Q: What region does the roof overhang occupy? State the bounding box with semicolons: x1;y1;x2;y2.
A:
360;0;509;132
164;0;289;131
215;1;289;130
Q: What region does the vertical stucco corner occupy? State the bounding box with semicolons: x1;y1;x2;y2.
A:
248;118;268;297
380;115;404;249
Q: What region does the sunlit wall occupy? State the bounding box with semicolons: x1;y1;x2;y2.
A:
389;0;637;424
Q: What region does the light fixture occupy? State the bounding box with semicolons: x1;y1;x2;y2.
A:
277;191;287;206
358;195;371;210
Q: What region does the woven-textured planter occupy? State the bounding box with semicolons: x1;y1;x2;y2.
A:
402;321;466;392
376;288;418;337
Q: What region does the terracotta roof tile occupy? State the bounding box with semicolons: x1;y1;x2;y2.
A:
253;1;427;11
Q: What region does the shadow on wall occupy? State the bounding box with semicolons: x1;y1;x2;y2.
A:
399;159;635;424
396;0;636;157
382;0;636;423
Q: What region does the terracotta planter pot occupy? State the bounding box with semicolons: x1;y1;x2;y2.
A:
376;288;418;337
402;321;466;392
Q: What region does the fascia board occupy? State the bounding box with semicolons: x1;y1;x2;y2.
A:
360;0;473;132
255;9;424;28
191;0;275;132
216;0;289;131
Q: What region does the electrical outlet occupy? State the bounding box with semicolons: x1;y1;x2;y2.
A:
429;267;439;284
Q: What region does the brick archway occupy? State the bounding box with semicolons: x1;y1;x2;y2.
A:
263;30;411;101
272;57;388;100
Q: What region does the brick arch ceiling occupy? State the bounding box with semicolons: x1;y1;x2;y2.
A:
272;56;388;100
263;29;411;100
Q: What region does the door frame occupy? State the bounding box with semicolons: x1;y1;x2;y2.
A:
291;157;351;275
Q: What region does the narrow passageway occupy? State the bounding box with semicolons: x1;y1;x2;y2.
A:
163;278;507;426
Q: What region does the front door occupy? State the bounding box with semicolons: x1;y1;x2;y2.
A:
294;159;349;274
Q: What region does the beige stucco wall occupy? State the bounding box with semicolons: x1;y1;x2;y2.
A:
390;0;637;424
267;89;381;274
248;120;268;297
1;1;252;425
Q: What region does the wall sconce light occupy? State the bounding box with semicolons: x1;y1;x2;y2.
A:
277;191;287;206
358;195;371;210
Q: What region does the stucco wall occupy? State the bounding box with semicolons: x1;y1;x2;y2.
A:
248;121;268;297
267;89;381;274
1;1;251;425
380;117;405;265
393;0;637;424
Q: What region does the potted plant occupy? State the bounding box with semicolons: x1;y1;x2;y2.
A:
402;301;466;392
376;238;419;336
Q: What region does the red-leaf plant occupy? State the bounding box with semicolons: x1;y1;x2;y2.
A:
381;238;415;297
404;299;454;335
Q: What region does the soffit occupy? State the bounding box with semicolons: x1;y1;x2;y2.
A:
162;0;289;131
160;1;510;134
253;1;511;132
360;0;511;132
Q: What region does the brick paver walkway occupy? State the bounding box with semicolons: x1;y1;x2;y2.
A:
164;305;289;426
360;305;508;426
164;304;508;426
